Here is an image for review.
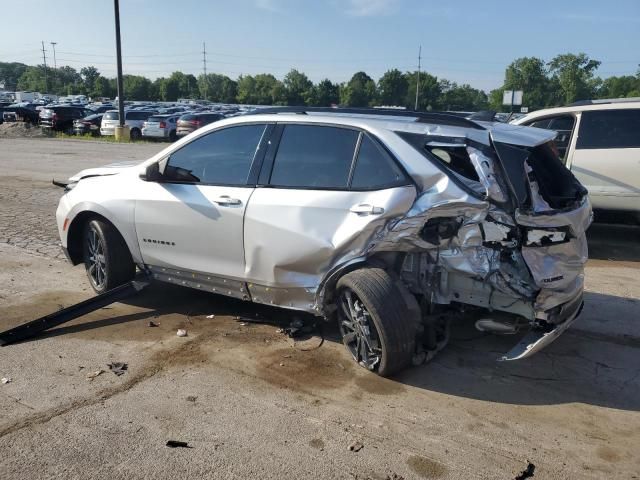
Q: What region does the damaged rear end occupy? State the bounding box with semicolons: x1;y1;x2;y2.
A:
374;122;591;361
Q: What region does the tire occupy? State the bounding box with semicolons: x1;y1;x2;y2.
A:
82;219;135;294
336;268;417;376
130;128;141;141
169;130;177;142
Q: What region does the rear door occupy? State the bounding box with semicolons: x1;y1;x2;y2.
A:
243;124;416;289
571;109;640;210
135;123;269;279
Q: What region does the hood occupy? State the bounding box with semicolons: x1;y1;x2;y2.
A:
68;160;140;182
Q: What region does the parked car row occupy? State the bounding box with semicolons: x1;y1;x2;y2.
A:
0;99;248;141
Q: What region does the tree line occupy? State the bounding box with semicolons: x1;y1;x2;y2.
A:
1;53;638;112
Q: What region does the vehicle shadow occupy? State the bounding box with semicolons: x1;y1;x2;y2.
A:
36;281;640;412
588;221;640;262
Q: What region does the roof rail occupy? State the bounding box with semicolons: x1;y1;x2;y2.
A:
246;106;486;130
569;97;640;106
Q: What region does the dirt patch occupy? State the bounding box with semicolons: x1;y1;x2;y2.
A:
256;346;355;391
309;438;325;450
354;374;406;396
0;122;48;138
596;445;621;463
406;455;447;478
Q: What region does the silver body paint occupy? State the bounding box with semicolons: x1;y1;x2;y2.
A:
56;113;591;360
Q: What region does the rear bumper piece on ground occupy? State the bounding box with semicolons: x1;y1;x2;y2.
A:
500;294;584;361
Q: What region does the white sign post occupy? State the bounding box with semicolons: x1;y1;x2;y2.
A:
503;90;523;112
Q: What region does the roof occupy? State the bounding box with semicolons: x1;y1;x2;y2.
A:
514;100;640;123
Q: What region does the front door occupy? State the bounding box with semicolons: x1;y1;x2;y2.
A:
135;123;268;279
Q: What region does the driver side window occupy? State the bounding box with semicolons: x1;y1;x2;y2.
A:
166;124;266;185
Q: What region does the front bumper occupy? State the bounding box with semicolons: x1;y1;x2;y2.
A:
500;293;584;361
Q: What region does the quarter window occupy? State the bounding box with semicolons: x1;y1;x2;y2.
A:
351;135;407;189
269;125;359;189
576;109;640;149
526;115;575;161
165;124;266;185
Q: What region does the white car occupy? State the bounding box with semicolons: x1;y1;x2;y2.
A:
100;109;155;140
55;107;591;375
513;99;640;219
141;114;180;141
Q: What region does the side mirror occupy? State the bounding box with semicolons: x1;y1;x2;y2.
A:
140;162;162;182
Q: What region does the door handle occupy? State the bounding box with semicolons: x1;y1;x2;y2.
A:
349;203;384;215
213;195;242;206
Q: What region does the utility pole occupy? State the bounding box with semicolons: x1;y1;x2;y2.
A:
414;45;421;111
202;41;207;101
113;0;125;129
50;42;57;93
41;41;48;93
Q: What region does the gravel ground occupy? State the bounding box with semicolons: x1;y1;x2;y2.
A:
0;137;639;479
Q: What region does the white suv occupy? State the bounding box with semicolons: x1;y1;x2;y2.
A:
100;109;156;140
513;99;640;219
56;108;591;375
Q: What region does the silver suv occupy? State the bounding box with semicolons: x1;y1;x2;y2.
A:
56;108;591;376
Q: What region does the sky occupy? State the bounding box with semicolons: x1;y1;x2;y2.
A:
1;0;638;91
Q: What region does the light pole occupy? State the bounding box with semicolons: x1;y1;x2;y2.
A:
113;0;127;139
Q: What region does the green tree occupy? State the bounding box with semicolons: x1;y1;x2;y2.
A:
406;71;440;110
378;69;408;106
91;76;113;98
597;75;640;98
283;69;313;105
160;71;187;101
502;57;551;110
198;73;237;102
16;66;48;93
0;62;28;91
123;75;152;100
311;78;340;106
236;75;257;104
340;71;377;107
438;80;488;111
80;66;100;97
547;53;601;105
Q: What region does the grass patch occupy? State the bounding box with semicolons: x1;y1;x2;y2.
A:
54;132;156;144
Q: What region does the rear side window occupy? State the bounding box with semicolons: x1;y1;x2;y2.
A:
525;115;575;161
351;135;407;189
104;111;118;120
269;125;359;189
577;109;640;149
166;124;266;185
128;111;152;121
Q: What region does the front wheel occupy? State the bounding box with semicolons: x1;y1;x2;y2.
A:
130;128;141;141
336;268;417;377
82;219;135;293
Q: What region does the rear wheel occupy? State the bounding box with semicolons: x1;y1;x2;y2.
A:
169;130;177;142
82;219;135;294
336;268;417;376
130;128;141;141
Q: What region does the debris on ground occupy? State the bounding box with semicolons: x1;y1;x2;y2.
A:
147;320;159;327
206;314;215;319
86;369;104;380
514;462;536;480
108;362;128;376
166;440;192;448
1;377;12;384
386;474;405;480
176;329;187;337
186;396;197;402
348;441;364;452
294;335;324;351
0;122;47;138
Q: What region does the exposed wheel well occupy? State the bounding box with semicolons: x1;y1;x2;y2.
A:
66;212;130;265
